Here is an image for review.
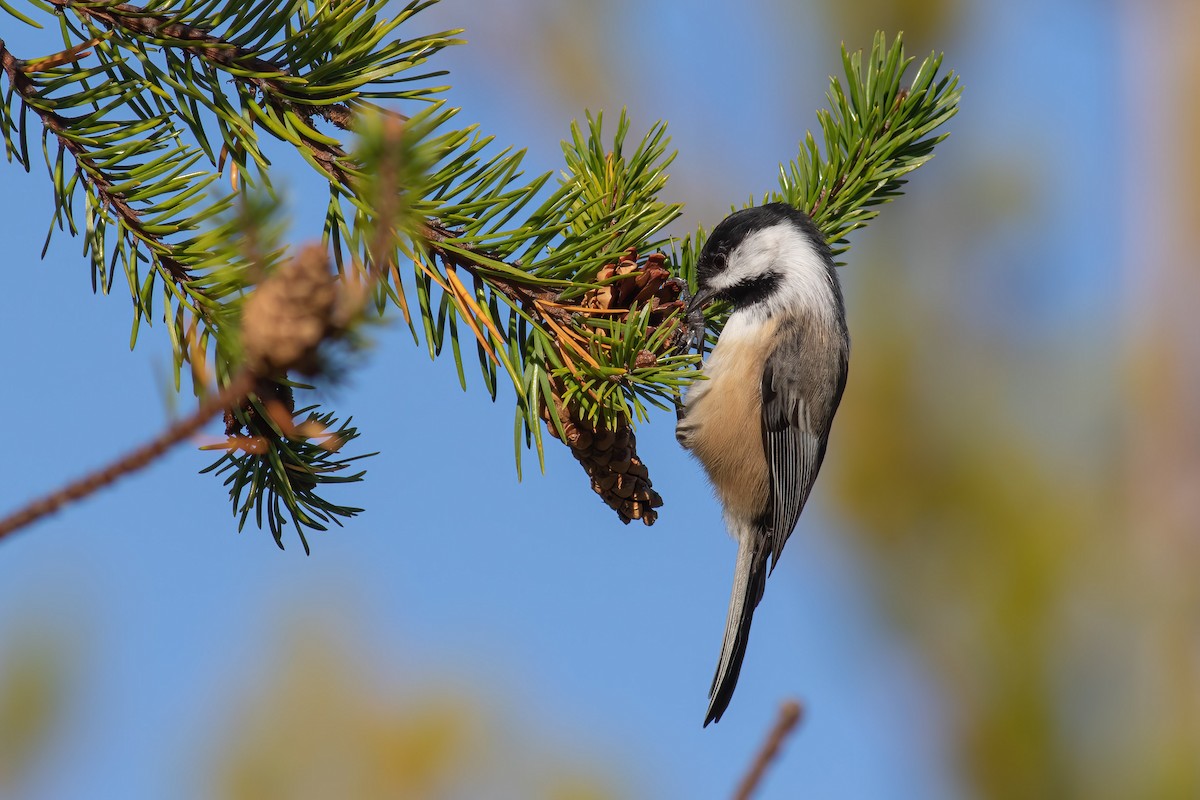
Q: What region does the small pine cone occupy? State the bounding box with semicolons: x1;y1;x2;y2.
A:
539;248;690;525
241;244;339;376
582;263;617;310
541;390;663;526
566;419;662;525
225;378;295;437
612;253;640;307
579;248;685;319
579;249;687;353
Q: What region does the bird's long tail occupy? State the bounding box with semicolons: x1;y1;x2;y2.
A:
704;521;769;726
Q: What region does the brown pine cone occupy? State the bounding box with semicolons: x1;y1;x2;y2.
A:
241;244;339;376
539;248;687;525
581;248;685;327
541;390;663;525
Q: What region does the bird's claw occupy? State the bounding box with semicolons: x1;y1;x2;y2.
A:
671;282;708;422
671;283;708;359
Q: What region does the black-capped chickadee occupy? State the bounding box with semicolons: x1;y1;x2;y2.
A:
677;203;850;726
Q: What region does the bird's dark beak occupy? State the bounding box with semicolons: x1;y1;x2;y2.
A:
686;286;719;315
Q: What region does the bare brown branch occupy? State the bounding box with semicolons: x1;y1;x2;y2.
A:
732;699;804;800
0;370;256;542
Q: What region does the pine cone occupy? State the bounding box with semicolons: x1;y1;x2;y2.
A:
541;388;663;525
241;244;339;376
581;248;685;326
539;248;686;525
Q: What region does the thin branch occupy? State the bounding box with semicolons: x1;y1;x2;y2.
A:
0;233;364;544
732;699;804;800
0;369;257;541
0;39;195;286
44;0;373;191
44;0;357;129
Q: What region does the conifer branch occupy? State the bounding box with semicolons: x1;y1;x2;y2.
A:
0;39;195;287
778;32;961;255
44;0;370;133
43;0;384;190
1;0;960;544
678;32;961;332
0;237;374;544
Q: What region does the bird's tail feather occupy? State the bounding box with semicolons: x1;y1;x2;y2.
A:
704;521;769;726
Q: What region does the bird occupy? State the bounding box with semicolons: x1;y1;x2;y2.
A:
676;202;850;726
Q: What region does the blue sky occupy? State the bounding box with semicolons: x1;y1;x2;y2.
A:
0;1;1121;797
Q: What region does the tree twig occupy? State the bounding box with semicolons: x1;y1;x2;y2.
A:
44;0;359;130
732;699;804;800
0;370;256;541
0;40;196;287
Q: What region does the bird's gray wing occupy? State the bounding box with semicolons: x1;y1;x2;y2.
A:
760;327;848;570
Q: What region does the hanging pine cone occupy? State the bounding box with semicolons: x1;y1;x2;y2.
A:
541;385;663;525
539;248;686;525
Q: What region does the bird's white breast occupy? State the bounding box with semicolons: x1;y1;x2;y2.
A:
677;312;780;522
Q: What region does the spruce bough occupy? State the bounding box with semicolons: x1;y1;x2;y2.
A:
0;0;960;548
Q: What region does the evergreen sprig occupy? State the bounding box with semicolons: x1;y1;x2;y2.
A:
0;0;960;545
411;110;687;474
201;397;372;555
779;32;961;255
678;32;961;293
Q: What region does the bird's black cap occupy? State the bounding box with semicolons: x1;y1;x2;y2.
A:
696;203;833;289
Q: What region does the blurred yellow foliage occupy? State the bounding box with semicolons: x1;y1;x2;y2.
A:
210;627;621;800
0;627;70;795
